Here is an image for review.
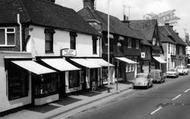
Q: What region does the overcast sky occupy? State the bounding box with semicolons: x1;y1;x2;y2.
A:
56;0;190;38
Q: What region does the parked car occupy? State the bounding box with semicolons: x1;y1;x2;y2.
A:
150;69;166;83
176;65;189;75
166;69;179;78
133;73;153;89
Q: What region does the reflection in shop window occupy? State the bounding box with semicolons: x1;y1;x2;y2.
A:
34;73;58;97
69;71;80;88
7;63;29;100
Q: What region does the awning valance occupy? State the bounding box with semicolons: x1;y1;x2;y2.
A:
116;57;137;64
86;58;114;67
41;58;80;71
153;56;166;64
11;60;56;75
70;58;101;68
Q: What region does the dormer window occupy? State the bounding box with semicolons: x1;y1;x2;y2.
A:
0;27;16;46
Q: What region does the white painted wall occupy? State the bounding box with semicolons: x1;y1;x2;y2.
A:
27;25;100;57
0;52;32;112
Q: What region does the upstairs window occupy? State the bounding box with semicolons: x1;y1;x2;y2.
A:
0;28;15;46
92;36;98;54
128;38;132;48
70;32;77;50
45;28;55;53
136;40;139;49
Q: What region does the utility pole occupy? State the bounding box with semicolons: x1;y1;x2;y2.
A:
107;0;110;93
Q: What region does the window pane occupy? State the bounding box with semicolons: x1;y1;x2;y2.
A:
0;29;5;45
45;32;53;53
7;28;14;32
7;33;15;45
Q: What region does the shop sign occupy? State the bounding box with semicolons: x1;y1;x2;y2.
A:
60;48;77;57
141;52;145;58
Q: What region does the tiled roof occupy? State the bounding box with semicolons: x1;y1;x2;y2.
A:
78;7;143;40
166;26;186;46
0;0;99;35
126;20;157;41
158;26;175;44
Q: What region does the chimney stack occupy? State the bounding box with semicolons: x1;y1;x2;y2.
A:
83;0;95;9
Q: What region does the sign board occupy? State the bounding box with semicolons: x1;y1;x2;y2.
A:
141;52;145;58
60;48;77;57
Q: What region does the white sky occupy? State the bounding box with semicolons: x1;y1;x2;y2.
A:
56;0;190;38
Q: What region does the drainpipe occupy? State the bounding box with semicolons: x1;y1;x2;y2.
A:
17;14;22;52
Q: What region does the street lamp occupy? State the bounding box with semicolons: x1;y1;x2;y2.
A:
107;0;111;93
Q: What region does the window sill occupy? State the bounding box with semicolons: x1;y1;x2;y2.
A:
45;51;54;54
0;45;16;48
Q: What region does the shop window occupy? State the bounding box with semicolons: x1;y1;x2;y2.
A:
7;63;29;100
69;71;80;88
0;28;15;46
92;36;97;54
34;73;58;97
45;28;55;53
70;32;77;50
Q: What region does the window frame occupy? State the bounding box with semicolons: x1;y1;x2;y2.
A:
0;27;16;47
45;28;55;53
70;32;77;50
128;38;132;48
92;36;98;54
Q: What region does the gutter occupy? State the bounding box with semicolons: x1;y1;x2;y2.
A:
17;14;23;52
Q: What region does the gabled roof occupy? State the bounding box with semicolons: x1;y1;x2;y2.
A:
0;0;99;35
126;19;157;41
158;26;175;44
165;25;186;46
78;7;143;40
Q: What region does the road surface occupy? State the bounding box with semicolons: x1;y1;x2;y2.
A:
60;75;190;119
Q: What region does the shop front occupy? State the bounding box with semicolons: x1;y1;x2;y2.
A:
85;58;114;86
9;60;56;106
153;56;167;73
69;58;101;91
38;58;81;95
115;57;138;82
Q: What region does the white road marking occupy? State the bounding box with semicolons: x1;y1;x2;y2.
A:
172;94;182;101
184;88;190;93
150;106;162;115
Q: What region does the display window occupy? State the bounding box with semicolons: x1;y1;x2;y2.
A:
33;73;58;97
69;71;80;88
7;63;29;100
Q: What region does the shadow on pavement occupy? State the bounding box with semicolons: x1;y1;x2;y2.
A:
27;104;60;113
54;97;82;106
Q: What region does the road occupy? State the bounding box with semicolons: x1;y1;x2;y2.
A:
61;74;190;119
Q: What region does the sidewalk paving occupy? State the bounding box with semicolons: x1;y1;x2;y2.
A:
1;82;132;119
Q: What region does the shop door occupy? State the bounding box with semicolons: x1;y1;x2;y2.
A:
90;68;98;90
59;72;65;98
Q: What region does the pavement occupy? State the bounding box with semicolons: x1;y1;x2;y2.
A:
1;82;132;119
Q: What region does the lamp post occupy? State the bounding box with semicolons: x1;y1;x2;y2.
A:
107;0;111;93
